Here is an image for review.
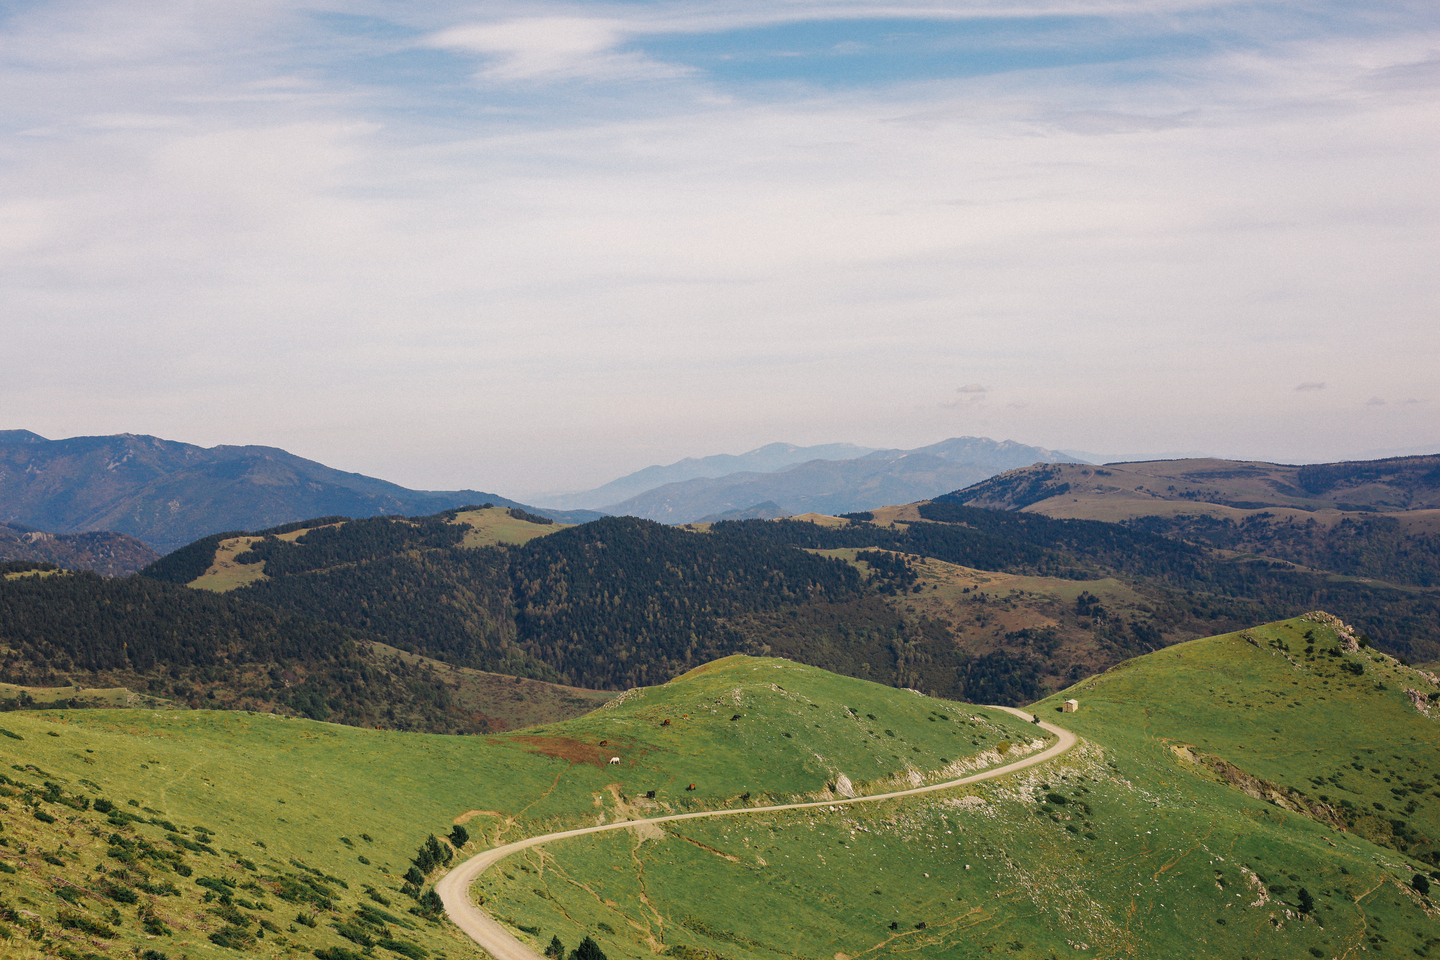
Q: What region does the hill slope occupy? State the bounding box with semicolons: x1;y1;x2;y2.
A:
0;557;607;734
948;455;1440;515
0;656;1041;960
0;430;593;553
123;500;1440;710
469;618;1440;960
0;522;158;576
938;456;1440;604
3;631;1437;960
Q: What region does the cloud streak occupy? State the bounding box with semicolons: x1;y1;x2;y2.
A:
2;0;1438;492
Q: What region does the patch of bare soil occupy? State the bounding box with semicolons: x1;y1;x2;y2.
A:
510;735;628;767
454;809;505;825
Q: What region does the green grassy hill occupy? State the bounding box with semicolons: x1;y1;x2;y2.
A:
470;616;1440;960
1042;610;1440;868
0;657;1041;960
5;626;1438;960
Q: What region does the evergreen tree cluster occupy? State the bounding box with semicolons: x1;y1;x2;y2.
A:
717;509;1440;662
0;569;507;733
505;518;865;688
0;569;353;673
234;515;466;576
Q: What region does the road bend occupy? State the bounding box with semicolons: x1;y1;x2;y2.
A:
437;708;1076;960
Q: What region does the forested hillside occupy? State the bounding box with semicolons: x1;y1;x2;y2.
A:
9;490;1439;728
720;506;1440;664
0;563;598;733
0;521;159;576
1121;511;1440;588
157;515;874;690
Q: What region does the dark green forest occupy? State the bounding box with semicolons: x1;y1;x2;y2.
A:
0;565;504;733
719;508;1440;663
5;496;1438;734
1121;512;1440;589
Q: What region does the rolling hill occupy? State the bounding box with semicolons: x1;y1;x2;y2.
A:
0;534;609;735
3;624;1435;960
0;522;158;577
10;488;1440;738
0;430;597;555
473;618;1440;960
947;455;1440;515
935;456;1440;622
127;498;1440;702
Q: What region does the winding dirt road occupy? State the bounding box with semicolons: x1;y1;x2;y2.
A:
437;708;1076;960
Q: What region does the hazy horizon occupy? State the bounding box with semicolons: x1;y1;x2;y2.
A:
5;1;1437;494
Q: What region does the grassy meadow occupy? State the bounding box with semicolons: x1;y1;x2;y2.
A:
2;621;1437;960
0;657;1038;960
474;617;1440;960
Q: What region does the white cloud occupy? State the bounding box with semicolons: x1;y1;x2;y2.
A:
426;16;691;81
3;1;1439;490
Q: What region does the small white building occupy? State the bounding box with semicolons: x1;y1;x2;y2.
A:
1061;699;1080;713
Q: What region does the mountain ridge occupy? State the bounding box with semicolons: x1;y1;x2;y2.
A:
589;437;1082;523
0;430;597;553
537;441;880;509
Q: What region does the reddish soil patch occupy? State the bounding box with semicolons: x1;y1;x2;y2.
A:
510;735;619;767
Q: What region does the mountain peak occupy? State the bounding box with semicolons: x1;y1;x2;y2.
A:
0;429;49;444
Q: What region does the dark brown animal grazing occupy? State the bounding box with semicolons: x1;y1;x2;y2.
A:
686;783;696;791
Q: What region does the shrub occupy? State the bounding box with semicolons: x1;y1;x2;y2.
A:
56;909;116;938
315;949;366;960
105;882;139;904
570;936;608;960
332;921;375;947
1414;874;1431;896
448;824;469;848
415;888;442;918
136;879;180;896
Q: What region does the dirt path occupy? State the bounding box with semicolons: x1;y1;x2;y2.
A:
437;708;1076;960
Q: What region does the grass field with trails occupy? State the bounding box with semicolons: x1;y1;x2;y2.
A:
473;617;1440;960
0;657;1039;960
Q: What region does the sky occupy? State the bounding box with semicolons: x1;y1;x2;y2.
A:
3;0;1437;498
